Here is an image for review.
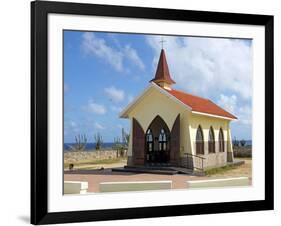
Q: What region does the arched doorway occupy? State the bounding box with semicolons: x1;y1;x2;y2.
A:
145;115;170;164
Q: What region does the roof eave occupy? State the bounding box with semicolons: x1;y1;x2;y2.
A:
119;82;193;118
191;110;237;121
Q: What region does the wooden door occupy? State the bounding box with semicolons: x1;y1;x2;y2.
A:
132;118;145;165
170;114;180;165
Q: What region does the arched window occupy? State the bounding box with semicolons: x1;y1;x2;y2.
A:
196;126;204;155
158;129;168;151
208;127;215;153
146;129;153;152
219;128;224;152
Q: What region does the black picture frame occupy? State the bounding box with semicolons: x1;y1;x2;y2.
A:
31;0;274;224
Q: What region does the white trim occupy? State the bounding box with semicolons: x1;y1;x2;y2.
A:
191;110;237;121
119;82;193;118
188;177;248;183
119;82;236;121
100;180;172;185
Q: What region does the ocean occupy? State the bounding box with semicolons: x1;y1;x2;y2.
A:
64;142;116;151
64;140;252;151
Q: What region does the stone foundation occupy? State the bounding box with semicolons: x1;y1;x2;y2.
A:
64;150;121;163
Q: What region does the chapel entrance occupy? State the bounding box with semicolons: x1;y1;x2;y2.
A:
145;116;171;164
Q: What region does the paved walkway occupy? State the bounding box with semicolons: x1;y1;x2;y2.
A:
64;158;252;193
64;169;203;192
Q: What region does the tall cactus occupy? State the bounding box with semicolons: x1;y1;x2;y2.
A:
94;132;103;150
69;134;87;151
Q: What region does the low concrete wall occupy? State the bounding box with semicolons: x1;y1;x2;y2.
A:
186;177;249;189
99;180;172;192
64;150;121;163
64;181;88;194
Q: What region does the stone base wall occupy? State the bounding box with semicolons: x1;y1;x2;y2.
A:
202;152;227;169
64;150;122;163
128;152;228;169
179;152;228;170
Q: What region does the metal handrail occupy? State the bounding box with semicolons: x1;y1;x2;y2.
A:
184;152;206;160
184;153;205;171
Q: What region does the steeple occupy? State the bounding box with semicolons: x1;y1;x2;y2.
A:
150;49;175;90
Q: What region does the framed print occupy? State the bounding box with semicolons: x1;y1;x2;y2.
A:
31;0;274;224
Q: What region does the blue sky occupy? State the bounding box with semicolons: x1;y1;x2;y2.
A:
64;30;252;143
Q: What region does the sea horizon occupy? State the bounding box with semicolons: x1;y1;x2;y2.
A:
64;140;252;151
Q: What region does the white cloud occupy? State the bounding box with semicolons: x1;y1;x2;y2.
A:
84;100;106;115
218;94;252;125
104;86;125;103
81;32;144;72
237;105;252;125
94;122;105;130
218;94;237;113
146;36;252;100
82;32;123;71
124;45;145;70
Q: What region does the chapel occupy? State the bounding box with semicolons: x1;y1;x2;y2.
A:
120;49;237;170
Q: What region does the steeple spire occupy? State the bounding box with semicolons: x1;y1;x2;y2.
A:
150;49;175;89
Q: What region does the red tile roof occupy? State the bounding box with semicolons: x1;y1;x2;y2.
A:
165;88;237;119
150;49;175;84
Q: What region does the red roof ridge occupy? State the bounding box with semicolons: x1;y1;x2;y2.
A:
160;87;237;120
170;88;210;101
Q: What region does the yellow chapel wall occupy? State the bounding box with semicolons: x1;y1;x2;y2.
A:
126;88;192;159
188;113;234;168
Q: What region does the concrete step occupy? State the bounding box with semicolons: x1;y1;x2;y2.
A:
114;166;205;176
112;167;179;175
170;167;205;176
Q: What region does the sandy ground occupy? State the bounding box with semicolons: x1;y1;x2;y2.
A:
207;158;252;179
65;159;127;170
64;158;252;192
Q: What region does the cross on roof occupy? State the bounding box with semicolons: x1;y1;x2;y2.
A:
160;37;166;49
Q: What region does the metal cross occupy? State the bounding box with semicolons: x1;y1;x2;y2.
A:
160;37;166;49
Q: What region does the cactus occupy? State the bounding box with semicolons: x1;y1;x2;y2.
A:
122;128;130;148
94;132;103;150
240;139;246;147
69;134;87;151
233;136;239;147
113;128;129;158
